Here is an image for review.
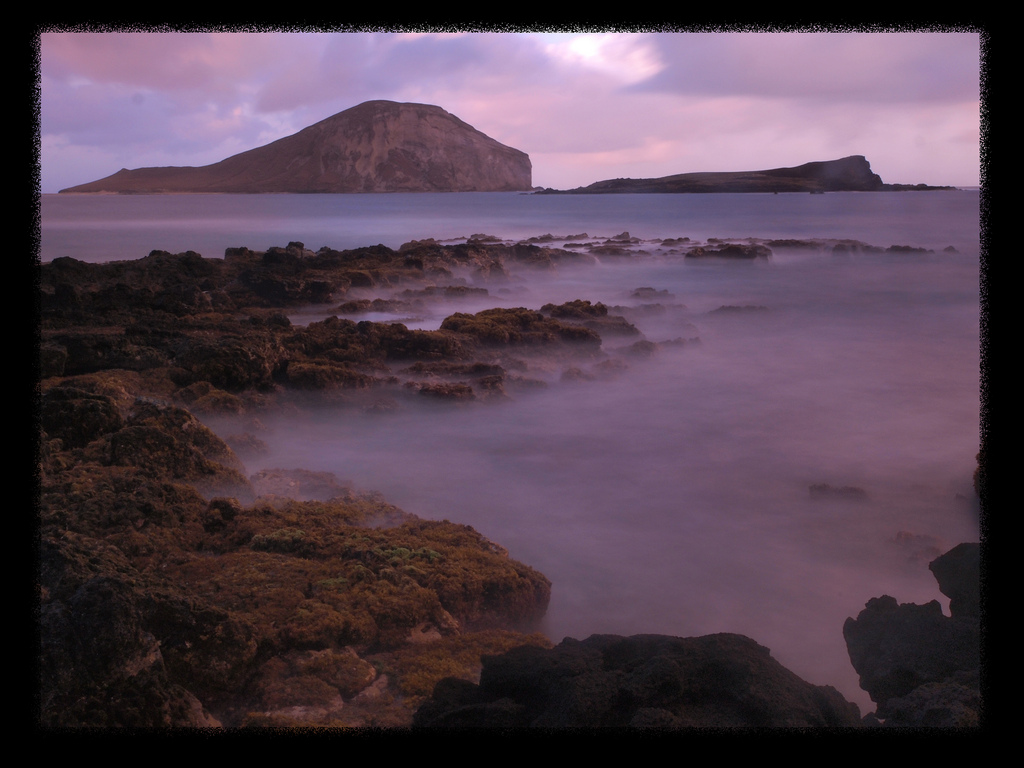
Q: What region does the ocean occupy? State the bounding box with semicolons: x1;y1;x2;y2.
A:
39;190;982;714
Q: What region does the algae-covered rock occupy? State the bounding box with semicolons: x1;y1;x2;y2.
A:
41;386;124;449
440;307;602;348
39;534;235;727
39;397;552;727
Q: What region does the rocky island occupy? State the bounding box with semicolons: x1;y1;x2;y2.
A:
536;155;957;194
58;101;533;194
38;234;981;727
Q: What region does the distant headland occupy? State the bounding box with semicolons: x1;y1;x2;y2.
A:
58;101;533;194
534;155;957;194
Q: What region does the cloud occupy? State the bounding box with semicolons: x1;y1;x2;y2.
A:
537;32;666;85
636;32;980;104
43;32;279;92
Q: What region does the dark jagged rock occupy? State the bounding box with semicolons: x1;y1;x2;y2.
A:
686;243;772;260
842;543;981;726
37;242;637;418
830;241;886;255
631;287;675;301
843;597;976;702
38;241;593;322
886;245;934;254
284;360;379;390
60;101;532;194
178;337;285;393
401;361;506;378
38;527;248;727
415;381;477;402
929;543;981;619
619;340;659;358
765;239;826;250
41;386;125;449
40;571;225;727
413;633;862;728
109;401;251;497
540;300;641;337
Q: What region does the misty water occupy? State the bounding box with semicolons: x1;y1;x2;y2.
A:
40;190;982;713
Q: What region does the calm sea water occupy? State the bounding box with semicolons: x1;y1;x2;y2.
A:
40;190;979;263
39;190;982;714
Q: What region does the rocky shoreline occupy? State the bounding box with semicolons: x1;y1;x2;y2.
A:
37;235;980;727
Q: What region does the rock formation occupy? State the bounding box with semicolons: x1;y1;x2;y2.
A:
537;155;955;194
843;543;981;726
58;101;532;194
412;633;863;727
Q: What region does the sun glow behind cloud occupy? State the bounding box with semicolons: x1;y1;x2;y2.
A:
537;33;665;85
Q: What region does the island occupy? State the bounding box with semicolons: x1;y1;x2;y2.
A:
58;101;533;194
535;155;957;194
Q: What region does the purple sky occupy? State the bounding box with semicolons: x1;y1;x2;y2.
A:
38;31;982;193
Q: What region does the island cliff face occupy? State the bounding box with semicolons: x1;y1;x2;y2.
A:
538;155;952;194
59;101;533;194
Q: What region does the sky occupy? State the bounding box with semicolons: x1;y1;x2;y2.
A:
37;30;983;193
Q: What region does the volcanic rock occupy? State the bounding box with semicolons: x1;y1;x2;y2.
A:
686;243;772;260
413;633;862;728
60;101;532;194
929;543;980;619
41;386;125;449
842;543;981;726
